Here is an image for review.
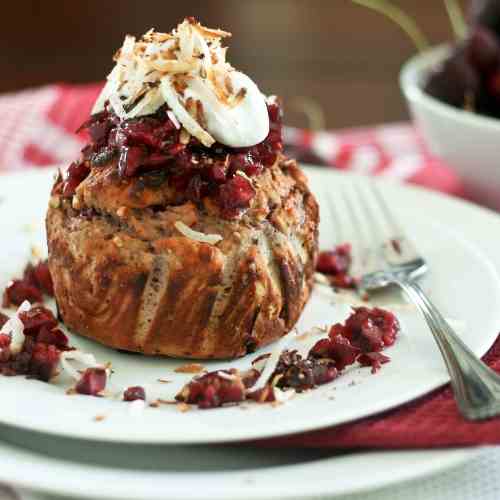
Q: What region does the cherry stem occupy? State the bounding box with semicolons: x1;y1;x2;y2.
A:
351;0;430;53
443;0;467;41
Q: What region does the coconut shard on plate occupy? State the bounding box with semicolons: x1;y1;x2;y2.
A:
46;17;319;359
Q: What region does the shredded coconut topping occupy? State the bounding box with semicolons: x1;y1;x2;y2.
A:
250;334;294;393
0;300;31;354
174;221;223;245
92;18;269;148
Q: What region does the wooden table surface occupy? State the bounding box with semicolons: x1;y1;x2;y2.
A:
1;0;466;129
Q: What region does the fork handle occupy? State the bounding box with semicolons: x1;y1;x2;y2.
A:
395;279;500;420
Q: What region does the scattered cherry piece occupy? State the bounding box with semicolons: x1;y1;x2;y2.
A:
61;161;90;197
343;307;400;352
358;352;391;374
29;343;61;382
3;280;43;307
19;306;58;336
310;334;360;371
123;386;146;402
316;243;356;289
75;367;107;396
36;326;69;349
176;369;246;409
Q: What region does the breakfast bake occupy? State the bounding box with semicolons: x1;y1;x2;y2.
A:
47;18;319;359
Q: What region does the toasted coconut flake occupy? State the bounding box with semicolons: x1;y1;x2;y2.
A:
251;334;294;393
108;93;126;119
217;371;238;381
1;301;31;354
151;59;197;74
174;221;223;245
167;110;181;129
125;87;164;119
160;77;215;147
174;363;206;374
92;18;266;147
193;24;232;39
60;350;100;381
121;35;136;59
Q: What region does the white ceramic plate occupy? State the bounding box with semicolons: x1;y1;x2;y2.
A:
1;167;500;444
0;425;480;500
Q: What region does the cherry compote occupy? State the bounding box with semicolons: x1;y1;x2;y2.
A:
58;102;283;218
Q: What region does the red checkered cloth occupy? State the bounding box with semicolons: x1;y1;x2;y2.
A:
4;83;499;450
0;83;464;197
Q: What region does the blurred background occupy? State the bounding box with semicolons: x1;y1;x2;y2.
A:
2;0;466;129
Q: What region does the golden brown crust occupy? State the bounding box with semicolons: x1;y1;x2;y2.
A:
46;155;319;359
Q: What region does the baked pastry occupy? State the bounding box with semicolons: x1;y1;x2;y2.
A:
46;18;319;359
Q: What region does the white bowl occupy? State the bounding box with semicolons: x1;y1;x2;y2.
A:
400;45;500;211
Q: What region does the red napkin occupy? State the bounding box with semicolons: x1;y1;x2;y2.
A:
5;83;497;450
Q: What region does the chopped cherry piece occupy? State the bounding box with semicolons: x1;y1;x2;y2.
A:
0;313;9;329
32;261;54;296
309;334;360;371
68;102;283;218
343;307;400;352
123;386;146;402
316;244;356;289
269;350;338;391
176;369;246;409
316;248;349;275
118;146;146;177
24;261;54;296
62;161;90;197
0;333;11;363
3;260;54;308
218;175;255;214
36;326;69;348
19;306;58;336
206;163;227;183
29;343;61;382
247;385;277;403
3;280;43;307
358;352;391;374
75;367;107;396
121;120;163;148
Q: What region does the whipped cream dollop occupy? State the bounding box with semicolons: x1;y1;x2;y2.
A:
92;18;270;148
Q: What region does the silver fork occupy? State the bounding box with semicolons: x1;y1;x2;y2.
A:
334;180;500;421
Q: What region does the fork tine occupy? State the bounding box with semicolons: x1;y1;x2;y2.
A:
369;181;421;260
353;181;386;247
343;182;387;278
325;191;343;245
371;182;405;238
